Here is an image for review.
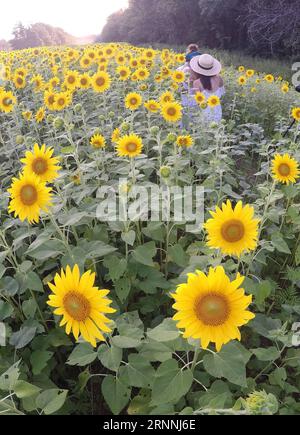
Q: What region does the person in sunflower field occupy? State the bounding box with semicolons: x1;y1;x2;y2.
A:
180;53;225;127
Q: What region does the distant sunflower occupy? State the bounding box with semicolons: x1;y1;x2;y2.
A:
0;90;17;113
281;84;289;94
116;65;131;81
90;134;106;149
246;69;255;78
204;200;260;257
238;66;245;73
207;95;221;108
161;101;182;123
172;70;185;83
111;128;121;143
64;70;79;90
292;107;300;122
78;73;91;89
238;76;247;86
117;134;143;158
35;107;46;123
8;172;52;224
21;143;61;183
272;154;300;185
54;91;71;111
14;75;26;89
135;67;150;81
172;266;255;352
80;56;92;69
176;135;194;148
144;100;160;113
125;92;143;110
160;91;174;105
47;265;116;348
195;92;206;105
264;74;274;83
44;90;56;110
92;71;111;93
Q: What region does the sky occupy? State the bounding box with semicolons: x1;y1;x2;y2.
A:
0;0;129;40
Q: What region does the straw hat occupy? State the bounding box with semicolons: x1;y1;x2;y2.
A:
190;54;222;76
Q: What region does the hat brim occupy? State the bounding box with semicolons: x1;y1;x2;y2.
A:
190;56;222;76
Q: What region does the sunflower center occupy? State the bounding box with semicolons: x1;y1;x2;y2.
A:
130;98;137;105
81;78;87;85
278;163;291;177
58;98;65;106
221;219;245;243
63;292;91;322
17;77;23;85
32;157;48;175
48;95;55;104
20;185;38;206
68;76;75;84
3;98;12;107
96;77;105;87
195;293;230;326
167;107;176;116
126;142;137;153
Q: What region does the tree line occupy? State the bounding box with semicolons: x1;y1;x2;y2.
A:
100;0;300;57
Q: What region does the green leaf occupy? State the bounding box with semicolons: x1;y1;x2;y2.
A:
271;233;291;255
147;319;180;343
0;362;20;391
14;381;41;399
1;277;19;296
36;389;68;415
128;391;152;415
168;245;189;267
27;241;65;261
103;256;127;282
121;230;136;246
30;351;54;375
79;240;117;259
24;271;44;293
0;301;13;321
9;326;37;349
67;343;97;366
115;277;131;303
295;245;300;267
151;360;193;406
98;344;122;372
101;375;131;415
112;312;144;349
252;347;281;362
120;355;156;388
132;242;157;267
203;342;251;387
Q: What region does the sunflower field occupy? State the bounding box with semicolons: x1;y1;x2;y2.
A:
0;43;300;416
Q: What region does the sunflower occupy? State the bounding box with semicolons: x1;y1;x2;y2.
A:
8;172;52;224
207;95;221;108
90;134;106;149
161;101;182;123
264;74;274;83
125;92;143;110
44;90;57;110
116;65;131;81
117;134;143;158
47;265;116;348
144;100;160;113
80;56;92;69
48;77;60;89
160;91;174;105
281;84;289;94
135;67;150;81
35;107;46;123
64;70;79;90
22;111;32;121
172;266;255;352
246;69;255;78
204;200;260;257
92;71;111;93
172;70;185;83
238;76;247;86
111;128;121;143
176;135;194;148
238;66;245;73
195;92;206;105
292;107;300;122
78;73;91;89
272;154;300;185
21;143;61;183
54;91;71;111
0;90;17;113
30;74;44;91
14;74;26;89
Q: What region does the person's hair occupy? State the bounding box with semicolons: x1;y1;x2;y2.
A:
190;70;214;91
187;44;199;54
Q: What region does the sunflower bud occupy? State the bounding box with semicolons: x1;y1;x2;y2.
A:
47;114;54;123
160;166;171;179
245;391;278;416
200;102;207;110
121;122;130;132
74;103;82;113
98;115;106;122
150;126;160;136
166;133;176;143
108;111;115;118
16;135;24;145
53;117;64;129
